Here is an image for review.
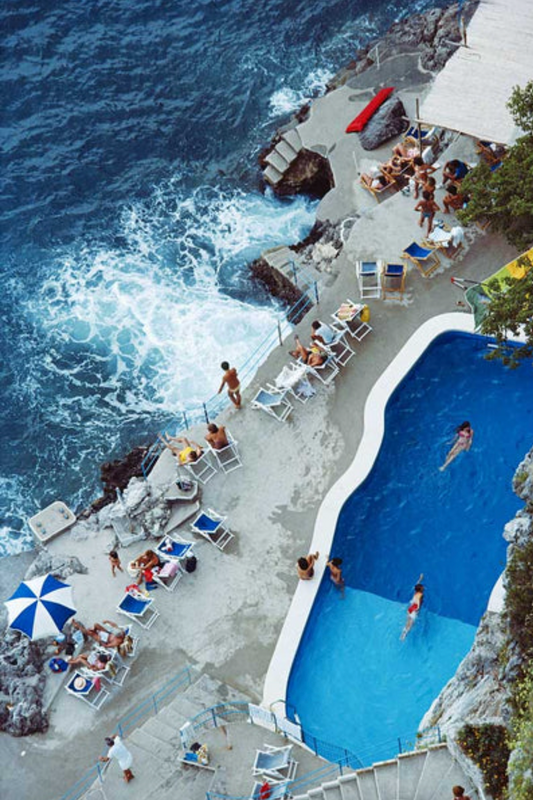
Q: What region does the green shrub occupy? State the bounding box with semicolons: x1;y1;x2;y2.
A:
504;536;533;668
456;723;510;799
508;667;533;800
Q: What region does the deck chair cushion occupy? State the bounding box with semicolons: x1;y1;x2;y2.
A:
194;514;220;533
346;87;394;132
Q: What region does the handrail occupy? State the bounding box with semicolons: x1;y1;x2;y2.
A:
141;270;320;478
57;665;194;800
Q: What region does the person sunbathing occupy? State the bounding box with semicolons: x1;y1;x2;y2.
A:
290;335;327;367
360;171;390;191
68;651;111;672
443;185;467;213
205;423;229;450
131;549;161;573
392;138;419;164
380;155;406;179
72;619;126;649
158;433;203;464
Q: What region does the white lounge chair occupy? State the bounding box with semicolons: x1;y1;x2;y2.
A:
251;388;292;422
272;364;315;405
305;354;339;386
332;299;372;341
355;260;383;299
207;429;242;474
155;535;195;564
184;450;218;485
191;508;234;551
252;744;298;781
151;559;184;593
80;647;130;687
326;326;356;367
117;590;160;629
65;671;109;710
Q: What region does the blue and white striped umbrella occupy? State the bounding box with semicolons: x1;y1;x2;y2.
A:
4;574;76;639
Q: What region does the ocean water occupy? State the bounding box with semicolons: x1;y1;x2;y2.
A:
288;333;533;760
1;0;443;555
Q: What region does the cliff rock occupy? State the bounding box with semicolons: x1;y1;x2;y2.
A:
358;97;408;151
0;631;48;736
25;552;88;582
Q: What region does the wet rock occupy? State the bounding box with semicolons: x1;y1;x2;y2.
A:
25;552;88;581
81;445;149;517
0;630;48;736
358;96;408;151
267;148;334;199
250;258;304;309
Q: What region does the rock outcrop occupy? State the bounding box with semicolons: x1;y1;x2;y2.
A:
24;552;88;582
82;445;149;516
358;97;408;151
262;148;334;199
0;631;47;736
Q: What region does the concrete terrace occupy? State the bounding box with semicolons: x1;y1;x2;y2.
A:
0;34;518;800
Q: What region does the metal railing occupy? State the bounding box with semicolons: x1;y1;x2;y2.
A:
141;269;320;478
58;665;194;800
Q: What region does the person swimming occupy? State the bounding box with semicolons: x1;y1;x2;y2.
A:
440;421;474;471
400;574;424;640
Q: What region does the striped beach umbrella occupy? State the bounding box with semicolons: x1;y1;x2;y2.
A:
4;574;76;639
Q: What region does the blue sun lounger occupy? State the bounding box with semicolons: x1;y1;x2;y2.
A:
155;535;195;563
251;388;292;423
117;591;160;629
402;242;441;278
65;671;109;710
191;508;234;551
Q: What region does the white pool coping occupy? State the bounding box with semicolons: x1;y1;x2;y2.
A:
263;312;483;710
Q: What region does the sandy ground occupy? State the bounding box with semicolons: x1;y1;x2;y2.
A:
0;46;519;800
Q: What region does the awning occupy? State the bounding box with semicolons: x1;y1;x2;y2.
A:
419;0;533;145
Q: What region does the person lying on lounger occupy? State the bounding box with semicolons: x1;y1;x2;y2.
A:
158;433;203;464
392;138;419;164
400;575;424;640
72;619;127;649
360;171;390;191
290;335;328;368
68;651;111;672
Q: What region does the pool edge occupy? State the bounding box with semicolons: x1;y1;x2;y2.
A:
262;312;478;710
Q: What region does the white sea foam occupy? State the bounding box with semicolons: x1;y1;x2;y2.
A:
268;67;335;118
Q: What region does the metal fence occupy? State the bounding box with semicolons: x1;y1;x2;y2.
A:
141;271;320;478
58;665;194;800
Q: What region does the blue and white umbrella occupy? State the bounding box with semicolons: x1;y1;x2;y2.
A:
4;574;76;639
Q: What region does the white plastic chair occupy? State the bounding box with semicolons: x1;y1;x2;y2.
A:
355;260;382;299
184;450;218;485
207;429;242;474
252;744;298;781
251;388;292;422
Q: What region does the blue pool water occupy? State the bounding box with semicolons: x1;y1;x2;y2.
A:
287;332;533;762
0;0;444;554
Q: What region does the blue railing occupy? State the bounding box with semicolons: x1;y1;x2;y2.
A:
58;665;194;800
141;273;320;478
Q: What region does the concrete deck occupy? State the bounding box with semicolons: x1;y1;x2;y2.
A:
0;46;519;800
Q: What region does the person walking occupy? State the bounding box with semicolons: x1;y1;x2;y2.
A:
218;361;242;408
99;735;134;783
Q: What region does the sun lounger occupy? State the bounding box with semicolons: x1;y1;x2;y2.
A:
65;671;110;710
251;388;292;423
271;363;315;405
305;354;339;386
207;429;242;474
251;780;291;800
402;242;441;278
117;590;160;629
252;744;298;781
381;263;407;300
156;534;195;563
332;299;372;341
355;260;383;299
326;327;356;367
80;647;130;687
184;450;217;485
191;508;234;551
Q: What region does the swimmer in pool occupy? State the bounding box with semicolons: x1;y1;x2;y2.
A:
400;574;424;640
440;421;474;471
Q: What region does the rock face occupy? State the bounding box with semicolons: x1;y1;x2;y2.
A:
82;445;149;516
94;476;172;543
266;149;334;199
358;97;408;151
25;552;88;582
250;257;305;309
0;631;47;736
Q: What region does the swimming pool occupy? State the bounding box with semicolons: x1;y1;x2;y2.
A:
285;330;533;763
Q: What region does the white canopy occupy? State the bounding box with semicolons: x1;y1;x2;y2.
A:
419;0;533;145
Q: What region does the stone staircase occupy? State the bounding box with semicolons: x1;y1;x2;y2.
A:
263;128;303;187
292;743;480;800
84;671;247;800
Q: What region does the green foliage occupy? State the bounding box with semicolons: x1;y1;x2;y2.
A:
456;723;510;798
504;536;533;669
508;666;533;800
478;253;533;366
458;82;533;250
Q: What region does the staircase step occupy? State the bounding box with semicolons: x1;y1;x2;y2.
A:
152;703;188;732
397;751;427;800
184;673;246;706
308;789;325;799
96;742;177;800
153;765;216;800
282;128;303;152
128;728;177;763
431;759;473;800
141;714;181;745
263;164;284;186
338;774;363;800
323;781;343;800
356;768;379;800
263;246;294;270
276;139;299;164
265;149;290;173
166;693;207;721
414;745;451;800
373;759;398;800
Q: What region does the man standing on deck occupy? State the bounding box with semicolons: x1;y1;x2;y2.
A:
218;361;242;408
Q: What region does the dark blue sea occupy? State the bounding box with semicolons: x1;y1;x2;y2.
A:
1;0;441;555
